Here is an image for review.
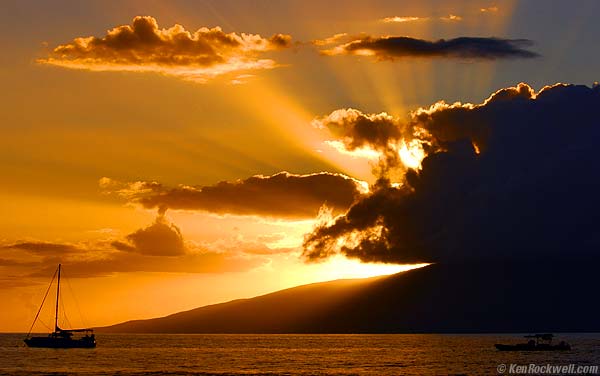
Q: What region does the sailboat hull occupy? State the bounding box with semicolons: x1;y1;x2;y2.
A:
24;336;96;348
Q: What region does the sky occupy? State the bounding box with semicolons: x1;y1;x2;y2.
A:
1;0;599;332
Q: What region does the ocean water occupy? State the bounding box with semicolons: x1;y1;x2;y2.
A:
0;333;599;375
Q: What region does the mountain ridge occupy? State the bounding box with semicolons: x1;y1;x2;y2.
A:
97;260;600;334
98;274;385;333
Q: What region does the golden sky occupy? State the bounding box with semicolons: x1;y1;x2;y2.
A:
1;0;599;332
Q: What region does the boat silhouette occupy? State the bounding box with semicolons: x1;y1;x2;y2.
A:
495;334;570;351
24;264;96;348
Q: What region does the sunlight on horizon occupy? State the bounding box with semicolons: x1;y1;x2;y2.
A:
288;255;429;283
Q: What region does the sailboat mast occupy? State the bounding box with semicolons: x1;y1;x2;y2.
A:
54;264;61;331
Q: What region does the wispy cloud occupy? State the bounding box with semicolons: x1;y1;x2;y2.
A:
381;16;425;23
230;74;256;85
439;14;463;21
3;241;82;254
480;6;499;12
312;33;349;46
380;14;462;23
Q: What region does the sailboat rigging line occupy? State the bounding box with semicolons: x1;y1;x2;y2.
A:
54;264;61;331
37;318;52;331
63;268;88;328
26;267;58;337
59;288;73;329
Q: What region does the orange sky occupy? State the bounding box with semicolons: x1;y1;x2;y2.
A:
2;0;599;332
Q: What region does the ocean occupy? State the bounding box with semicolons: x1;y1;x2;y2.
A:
0;333;599;375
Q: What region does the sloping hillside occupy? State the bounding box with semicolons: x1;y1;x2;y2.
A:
98;259;600;333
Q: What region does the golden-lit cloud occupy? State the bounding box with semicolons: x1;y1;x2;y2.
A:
100;172;367;219
314;109;401;150
439;14;463;21
321;36;538;60
380;15;462;23
380;16;424;23
230;74;256;85
323;140;381;160
311;33;349;46
38;16;292;82
313;108;427;175
209;237;295;256
480;6;499;12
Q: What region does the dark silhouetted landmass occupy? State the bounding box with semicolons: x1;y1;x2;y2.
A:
98;259;600;333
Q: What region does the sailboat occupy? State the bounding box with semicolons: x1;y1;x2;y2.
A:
24;264;96;348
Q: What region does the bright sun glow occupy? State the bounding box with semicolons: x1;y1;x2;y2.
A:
399;139;426;169
308;255;429;281
324;140;380;160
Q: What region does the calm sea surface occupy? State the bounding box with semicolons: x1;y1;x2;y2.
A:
0;333;598;375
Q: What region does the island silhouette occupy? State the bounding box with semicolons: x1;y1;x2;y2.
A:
97;259;600;333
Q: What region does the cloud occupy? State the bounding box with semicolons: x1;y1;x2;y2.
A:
312;33;349;46
480;6;499;12
321;36;538;60
208;237;295;256
230;74;256;85
0;276;41;288
39;16;292;82
303;83;600;264
314;109;427;176
2;242;82;254
3;215;267;279
439;14;463;21
28;250;263;279
101;172;367;219
313;109;402;150
0;258;39;267
313;109;413;176
111;214;186;256
380;14;463;24
268;33;293;48
381;16;425;23
383;15;462;23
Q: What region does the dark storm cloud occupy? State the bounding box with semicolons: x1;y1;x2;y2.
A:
303;83;600;264
102;172;366;219
323;36;539;60
39;16;292;82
